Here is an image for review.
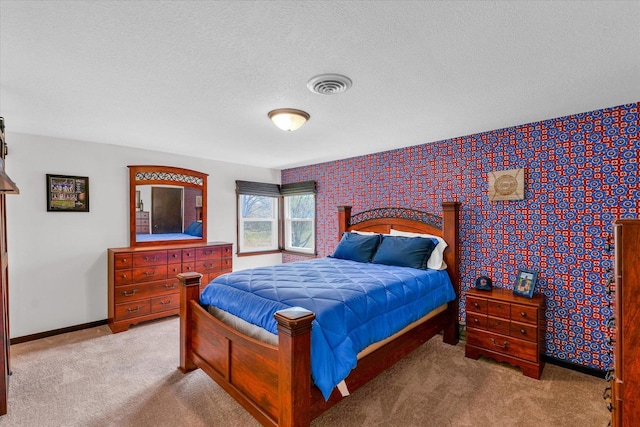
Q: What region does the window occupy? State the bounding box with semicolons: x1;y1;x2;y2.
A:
284;194;315;254
236;180;316;255
238;194;278;253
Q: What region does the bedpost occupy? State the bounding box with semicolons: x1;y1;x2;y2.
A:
337;206;351;241
178;272;203;373
442;201;460;345
274;308;316;427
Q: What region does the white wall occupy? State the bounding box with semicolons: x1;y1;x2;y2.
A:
5;132;282;338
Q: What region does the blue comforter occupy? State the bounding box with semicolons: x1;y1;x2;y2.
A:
199;257;455;400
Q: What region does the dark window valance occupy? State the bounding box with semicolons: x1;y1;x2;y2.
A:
280;180;317;195
236;180;317;196
235;180;280;197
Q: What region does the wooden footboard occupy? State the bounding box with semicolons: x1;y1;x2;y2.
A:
178;201;461;427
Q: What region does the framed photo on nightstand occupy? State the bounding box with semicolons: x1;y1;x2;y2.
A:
513;269;538;298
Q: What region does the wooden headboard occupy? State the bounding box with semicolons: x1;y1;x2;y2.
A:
337;202;461;318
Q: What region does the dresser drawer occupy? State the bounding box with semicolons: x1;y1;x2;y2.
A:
467;328;538;362
182;248;196;263
133;251;168;267
114;278;179;304
511;304;538;325
221;245;232;257
221;258;232;270
181;262;196;273
196;259;222;274
488;300;510;318
114;253;133;269
467;313;487;330
467;296;488;314
114;269;133;286
167;249;182;263
151;294;180;313
132;265;168;282
167;263;182;277
510;321;537;342
114;300;151;321
487;316;510;335
196;246;222;260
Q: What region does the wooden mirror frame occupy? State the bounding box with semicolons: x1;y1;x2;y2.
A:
128;165;208;247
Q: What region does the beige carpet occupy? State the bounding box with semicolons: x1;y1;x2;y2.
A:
1;317;609;427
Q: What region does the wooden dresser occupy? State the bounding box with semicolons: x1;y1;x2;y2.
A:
108;241;232;333
609;219;640;427
135;211;150;234
465;288;545;379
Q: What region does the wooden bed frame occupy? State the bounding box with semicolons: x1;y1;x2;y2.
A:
178;202;460;427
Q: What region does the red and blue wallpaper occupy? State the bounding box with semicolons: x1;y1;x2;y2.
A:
282;102;639;371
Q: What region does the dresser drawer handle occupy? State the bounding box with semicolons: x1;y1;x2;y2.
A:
520;312;527;318
120;273;128;279
143;255;159;262
185;252;192;257
143;270;157;277
184;265;193;270
127;306;142;313
204;263;214;269
171;253;179;259
164;283;176;290
473;302;480;308
120;258;128;263
203;249;213;255
159;299;173;305
473;318;479;324
122;290;137;297
520;328;526;335
489;338;509;349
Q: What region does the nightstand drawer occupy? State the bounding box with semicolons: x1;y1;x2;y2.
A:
467;296;488;314
510;321;537;342
467;328;538;362
467;313;487;329
488;300;510;318
511;304;538;325
487;316;510;335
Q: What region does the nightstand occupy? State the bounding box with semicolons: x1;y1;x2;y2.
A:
465;288;546;379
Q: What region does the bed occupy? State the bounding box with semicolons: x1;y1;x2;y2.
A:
136;221;203;242
178;202;460;426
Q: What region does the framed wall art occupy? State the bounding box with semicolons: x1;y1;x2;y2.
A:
488;168;525;201
46;174;89;212
513;268;538;298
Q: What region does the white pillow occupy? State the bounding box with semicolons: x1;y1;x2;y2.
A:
389;229;447;270
349;230;378;235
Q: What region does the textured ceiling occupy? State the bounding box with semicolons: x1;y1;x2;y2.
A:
1;1;638;169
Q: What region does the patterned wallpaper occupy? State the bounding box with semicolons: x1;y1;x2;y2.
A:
281;102;639;371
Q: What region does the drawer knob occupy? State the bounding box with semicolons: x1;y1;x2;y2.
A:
473;302;479;308
520;328;526;335
127;306;142;313
473;318;479;324
120;273;128;279
122;289;137;297
172;254;178;258
120;258;128;263
489;337;509;349
520;312;527;318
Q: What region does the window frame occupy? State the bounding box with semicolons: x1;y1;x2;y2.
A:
235;180;317;256
283;193;315;255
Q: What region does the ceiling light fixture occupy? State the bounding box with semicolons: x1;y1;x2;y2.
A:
268;108;310;131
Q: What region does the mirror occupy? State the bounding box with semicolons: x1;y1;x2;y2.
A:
129;165;208;247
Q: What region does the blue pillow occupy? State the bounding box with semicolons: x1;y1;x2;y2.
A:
330;232;382;263
371;235;437;269
184;221;202;237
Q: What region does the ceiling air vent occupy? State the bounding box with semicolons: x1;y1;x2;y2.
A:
307;74;352;95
